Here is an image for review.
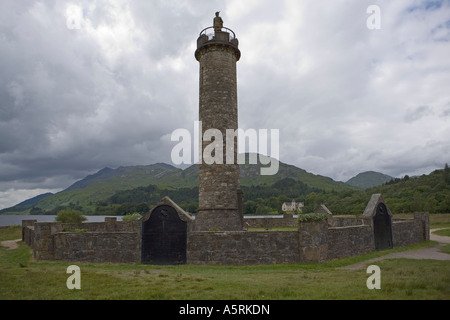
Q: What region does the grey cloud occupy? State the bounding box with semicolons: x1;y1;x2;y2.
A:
404;105;432;123
1;0;450;209
441;108;450;117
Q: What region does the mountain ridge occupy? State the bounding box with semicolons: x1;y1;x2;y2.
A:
346;171;394;189
2;162;449;216
1;156;355;214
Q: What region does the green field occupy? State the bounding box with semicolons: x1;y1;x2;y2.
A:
1;226;449;300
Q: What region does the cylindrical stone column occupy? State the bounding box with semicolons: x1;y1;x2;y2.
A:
194;16;242;231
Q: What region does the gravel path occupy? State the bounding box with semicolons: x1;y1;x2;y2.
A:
0;238;22;250
342;228;450;270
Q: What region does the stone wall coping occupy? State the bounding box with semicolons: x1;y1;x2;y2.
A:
362;193;393;218
244;215;299;219
392;219;416;223
141;196;194;223
34;221;60;225
189;230;298;235
331;215;361;218
328;224;371;230
56;231;138;235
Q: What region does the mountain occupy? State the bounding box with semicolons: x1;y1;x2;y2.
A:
64;163;183;192
3;161;449;216
1;156;355;214
0;192;54;215
64;167;116;191
15;192;54;206
300;167;450;215
346;171;394;189
33;163;187;212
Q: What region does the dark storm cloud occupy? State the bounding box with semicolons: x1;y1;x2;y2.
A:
0;0;229;208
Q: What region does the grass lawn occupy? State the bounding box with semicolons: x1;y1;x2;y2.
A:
433;228;450;237
1;226;449;300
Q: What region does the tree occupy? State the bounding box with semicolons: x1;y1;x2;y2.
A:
55;209;87;224
255;205;272;215
180;201;198;213
303;192;318;213
135;203;150;214
444;163;450;184
29;207;44;215
244;200;258;215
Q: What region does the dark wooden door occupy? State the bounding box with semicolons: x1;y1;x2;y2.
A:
373;203;393;250
141;205;187;265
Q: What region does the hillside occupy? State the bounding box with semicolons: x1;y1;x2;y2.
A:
1;156;354;215
33;163;187;213
16;192;54;206
0;192;54;215
346;171;394;189
317;166;450;215
368;167;450;213
94;176;322;216
64;165;450;216
4;160;448;216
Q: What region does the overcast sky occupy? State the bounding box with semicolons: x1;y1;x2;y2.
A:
1;0;449;209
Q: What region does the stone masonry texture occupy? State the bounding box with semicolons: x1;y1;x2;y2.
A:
195;30;242;231
22;211;430;264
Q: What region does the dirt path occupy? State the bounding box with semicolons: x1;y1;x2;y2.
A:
430;228;450;244
342;228;450;270
0;239;22;250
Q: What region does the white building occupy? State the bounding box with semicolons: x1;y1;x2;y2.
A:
282;200;304;212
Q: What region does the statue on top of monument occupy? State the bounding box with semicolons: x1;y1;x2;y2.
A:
213;11;223;32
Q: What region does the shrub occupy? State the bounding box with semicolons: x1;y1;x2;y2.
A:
55;209;87;224
297;212;329;223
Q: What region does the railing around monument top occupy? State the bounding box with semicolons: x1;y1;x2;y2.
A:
199;26;237;41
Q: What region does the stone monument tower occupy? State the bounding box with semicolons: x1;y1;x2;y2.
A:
194;13;243;231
